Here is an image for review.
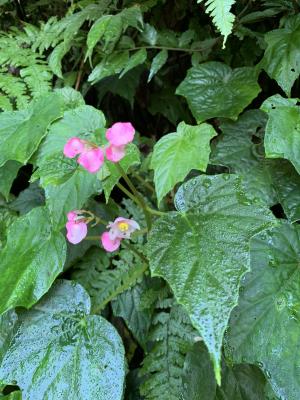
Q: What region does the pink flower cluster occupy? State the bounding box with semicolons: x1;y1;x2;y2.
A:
66;211;140;253
63;122;135;173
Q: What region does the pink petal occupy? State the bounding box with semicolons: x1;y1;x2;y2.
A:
106;122;135;146
67;211;78;221
77;147;104;173
63;137;85;158
66;221;87;244
101;231;121;252
106;144;126;163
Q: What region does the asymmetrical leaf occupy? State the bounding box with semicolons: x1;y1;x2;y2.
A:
0;280;126;400
0;207;66;316
227;223;300;400
147;174;276;381
176;62;261;122
148;49;168;82
151;121;217;204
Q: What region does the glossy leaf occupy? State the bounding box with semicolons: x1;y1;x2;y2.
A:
151;121;217;204
261;95;300;174
226;223;300;399
176;62;261;122
147;174;276;382
0;280;126;400
0;93;64;167
120;49;147;78
262;15;300;96
211;110;300;221
147;49;168;82
0;207;66;315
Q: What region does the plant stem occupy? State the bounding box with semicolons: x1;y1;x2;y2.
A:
75;57;85;91
85;236;100;240
116;164;152;230
122;241;148;263
132;172;155;193
146;207;167;217
117;182;140;206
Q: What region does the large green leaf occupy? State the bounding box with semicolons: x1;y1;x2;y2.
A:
0;93;64;167
0;207;66;315
226;223;300;400
147;174;276;382
0;280;126;400
261;95;300;174
211;110;300;221
151;121;217;204
262;15;300;96
176;62;260;122
34;106;105;227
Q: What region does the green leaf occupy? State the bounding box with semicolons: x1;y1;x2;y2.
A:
120;49;147;78
176;62;261;123
11;182;45;215
102;144;140;202
211;109;300;221
198;0;235;46
0;310;18;359
86;15;122;60
88;52;129;85
151;121;217;204
0;280;126;400
0;207;66;316
226;223;300;400
147;49;168;82
147;174;276;382
0;392;22;400
0;93;64;167
261;95;300;174
34;105;105;227
262;15;300;96
0;161;21;201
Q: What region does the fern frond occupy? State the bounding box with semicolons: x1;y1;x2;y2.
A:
140;299;197;400
72;246;147;312
0;71;28;109
199;0;236;46
20;64;52;97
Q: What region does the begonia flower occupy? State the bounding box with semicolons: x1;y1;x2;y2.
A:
101;217;140;252
106;122;135;147
105;144;126;163
63;137;85;158
77;147;104;173
65;210;88;244
101;231;121;252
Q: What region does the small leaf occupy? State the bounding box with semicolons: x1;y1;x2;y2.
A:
0;280;126;400
147;50;168;82
0;207;66;316
226;223;300;400
176;62;261;122
151;121;217;204
261;15;300;96
147;174;276;382
119;49;147;78
88;52;129;85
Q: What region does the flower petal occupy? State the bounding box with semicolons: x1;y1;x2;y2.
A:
106;144;126;163
63;137;85;158
106;122;135;146
66;221;87;244
101;231;121;252
77;147;104;173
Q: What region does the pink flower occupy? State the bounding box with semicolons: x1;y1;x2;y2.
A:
101;232;121;252
66;221;87;244
106;122;135;146
108;217;140;239
77;147;104;173
101;217;140;252
106;144;126;163
65;210;88;244
63;137;85;158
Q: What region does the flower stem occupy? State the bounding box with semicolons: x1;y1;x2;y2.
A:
132;172;155;193
146;207;167;217
116;164;152;231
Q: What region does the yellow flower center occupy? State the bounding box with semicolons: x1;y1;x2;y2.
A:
118;222;129;232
